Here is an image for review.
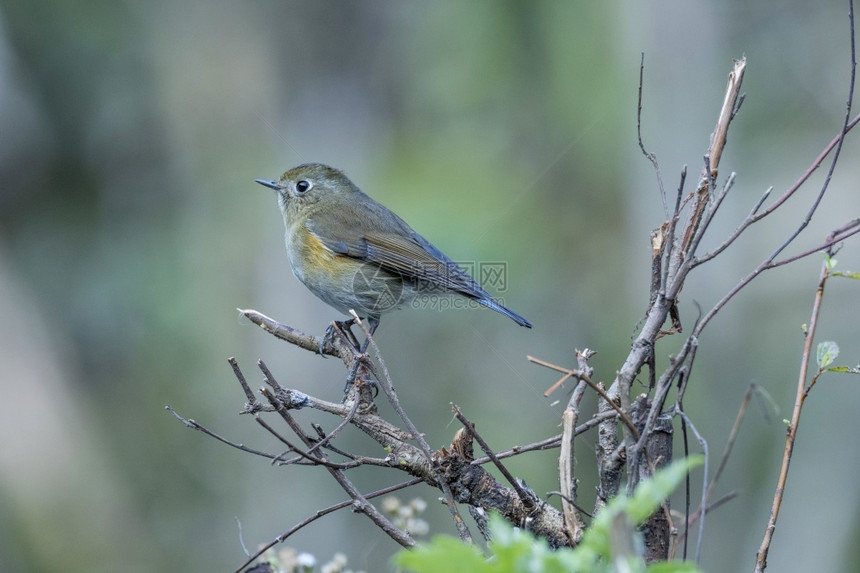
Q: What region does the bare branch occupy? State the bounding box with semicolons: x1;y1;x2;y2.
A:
233;478;423;573
752;114;860;224
673;408;709;566
256;365;415;550
559;379;588;545
637;52;669;217
528;355;640;440
166;405;278;461
471;410;618;465
452;405;536;511
351;312;474;544
755;255;834;572
239;308;356;366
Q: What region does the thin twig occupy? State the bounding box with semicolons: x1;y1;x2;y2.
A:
257;364;415;550
302;395;361;457
452;405;535;510
672;491;740;557
637;52;669;217
750;113;860;224
755;256;833;572
471;410;618;465
661;166;688;295
528;356;640;440
708;384;756;501
252;414;358;470
350;311;474;544
674;408;709;566
768;220;860;269
677;371;691;561
230;357;256;404
233;477;423;573
165;405;278;461
693;186;773;267
546;491;593;518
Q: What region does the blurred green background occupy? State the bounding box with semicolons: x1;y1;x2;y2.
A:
1;1;859;571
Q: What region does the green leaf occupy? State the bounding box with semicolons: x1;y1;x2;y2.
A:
488;514;596;572
824;254;837;271
394;535;490;572
826;365;860;375
626;456;704;523
393;457;705;573
579;456;703;560
817;341;839;369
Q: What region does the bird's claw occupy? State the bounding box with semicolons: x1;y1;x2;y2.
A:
320;319;360;356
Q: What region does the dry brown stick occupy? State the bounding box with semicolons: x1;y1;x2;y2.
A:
754;258;831;572
708;58;746;173
680;57;746;256
558;349;596;545
559;380;588;546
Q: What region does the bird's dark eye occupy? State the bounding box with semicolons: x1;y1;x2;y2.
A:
296;180;312;193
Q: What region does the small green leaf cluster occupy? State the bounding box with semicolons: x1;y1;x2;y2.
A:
394;457;704;573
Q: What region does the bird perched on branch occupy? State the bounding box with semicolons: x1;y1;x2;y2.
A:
256;163;532;347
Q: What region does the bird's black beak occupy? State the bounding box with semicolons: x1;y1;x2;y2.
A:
255;179;281;190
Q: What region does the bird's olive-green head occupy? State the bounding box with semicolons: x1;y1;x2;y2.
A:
255;163;361;225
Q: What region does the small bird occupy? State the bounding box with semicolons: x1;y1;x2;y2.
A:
255;163;532;343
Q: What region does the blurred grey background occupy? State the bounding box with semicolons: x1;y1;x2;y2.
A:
1;1;858;571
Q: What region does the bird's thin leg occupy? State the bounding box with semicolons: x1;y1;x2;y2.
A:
343;317;380;394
